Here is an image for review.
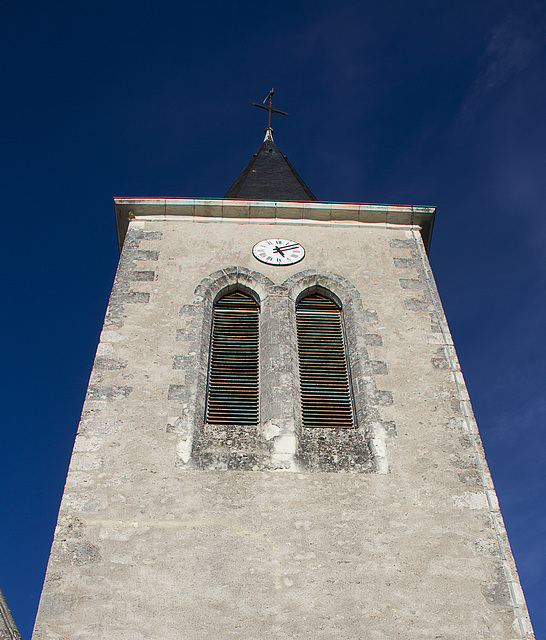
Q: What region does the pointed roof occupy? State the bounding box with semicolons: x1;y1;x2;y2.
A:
224;130;317;201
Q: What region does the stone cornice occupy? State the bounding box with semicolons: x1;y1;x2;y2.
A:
114;198;436;255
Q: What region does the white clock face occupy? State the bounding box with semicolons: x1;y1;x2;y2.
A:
252;238;305;266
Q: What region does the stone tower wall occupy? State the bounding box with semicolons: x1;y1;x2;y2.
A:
32;215;534;640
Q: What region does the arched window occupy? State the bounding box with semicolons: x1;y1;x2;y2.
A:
296;291;355;428
205;290;259;425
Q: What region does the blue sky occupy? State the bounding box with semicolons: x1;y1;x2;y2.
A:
2;0;546;637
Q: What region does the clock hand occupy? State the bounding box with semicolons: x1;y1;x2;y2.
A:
278;243;300;251
273;246;286;257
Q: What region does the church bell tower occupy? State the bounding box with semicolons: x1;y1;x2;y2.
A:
32;102;535;639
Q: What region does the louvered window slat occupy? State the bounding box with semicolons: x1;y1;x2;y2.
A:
296;293;355;428
205;291;259;425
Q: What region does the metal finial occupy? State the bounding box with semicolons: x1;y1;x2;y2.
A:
251;88;289;133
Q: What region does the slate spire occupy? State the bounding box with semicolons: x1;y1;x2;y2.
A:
224;128;317;202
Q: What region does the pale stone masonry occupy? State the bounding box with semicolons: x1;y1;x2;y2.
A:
0;587;22;640
32;198;535;639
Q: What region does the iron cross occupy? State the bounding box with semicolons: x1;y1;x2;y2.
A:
251;88;289;129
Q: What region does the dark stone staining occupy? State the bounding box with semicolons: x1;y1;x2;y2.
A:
192;423;271;471
481;567;511;606
168;385;186;400
176;328;193;341
404;299;433;312
432;357;450;369
50;516;101;569
54;541;101;566
193;278;215;300
104;305;126;324
131;270;155;281
432;347;450;370
393;257;417;269
363;310;378;324
88;385;132;400
94;357;128;370
389;238;417;250
119;291;150;304
398;257;434;308
451;400;462;414
459;470;483;487
475;538;500;557
362;361;388;375
430;314;442;333
298;428;373;473
179;304;197;316
172;355;197;369
104;228;162;323
55;517;84;539
133;230;163;240
399;278;426;290
368;390;394;406
450;453;478;469
132;249;159;261
42;572;62;589
109;291;150;312
459;434;472;449
363;333;382;346
382;421;397;437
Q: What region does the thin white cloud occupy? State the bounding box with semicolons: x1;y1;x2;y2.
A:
456;8;546;129
486;396;546;445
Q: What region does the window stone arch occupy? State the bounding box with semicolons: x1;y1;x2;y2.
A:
283;271;393;473
169;267;392;473
171;267;275;469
